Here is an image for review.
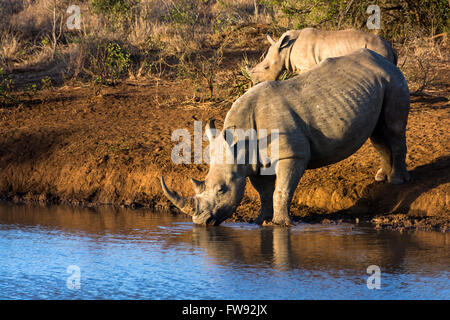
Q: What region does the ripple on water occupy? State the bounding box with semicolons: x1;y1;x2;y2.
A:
0;204;448;299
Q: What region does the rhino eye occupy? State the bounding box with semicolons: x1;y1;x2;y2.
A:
217;185;228;194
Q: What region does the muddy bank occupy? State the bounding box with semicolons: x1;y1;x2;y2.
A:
1;29;450;233
1;76;448;232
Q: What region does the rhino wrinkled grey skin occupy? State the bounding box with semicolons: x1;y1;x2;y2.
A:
249;28;398;85
161;49;410;226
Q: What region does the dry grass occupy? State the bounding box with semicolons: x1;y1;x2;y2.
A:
0;0;448;93
8;1;54;36
398;32;448;94
0;31;23;68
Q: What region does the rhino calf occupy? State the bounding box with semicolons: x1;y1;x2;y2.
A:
249;28;398;85
162;49;410;226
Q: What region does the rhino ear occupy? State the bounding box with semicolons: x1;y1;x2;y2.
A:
278;34;293;51
190;178;205;194
205;119;218;142
266;33;276;45
222;126;237;148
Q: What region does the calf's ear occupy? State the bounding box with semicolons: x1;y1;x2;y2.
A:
278;34;293;51
266;33;276;45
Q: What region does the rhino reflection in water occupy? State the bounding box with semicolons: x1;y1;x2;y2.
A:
161;49;410;226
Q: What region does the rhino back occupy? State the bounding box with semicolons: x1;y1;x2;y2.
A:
290;28;396;70
225;49;403;168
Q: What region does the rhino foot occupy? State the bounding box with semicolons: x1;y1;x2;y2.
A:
254;216;271;225
388;171;411;185
374;168;387;181
270;216;294;227
375;168;410;184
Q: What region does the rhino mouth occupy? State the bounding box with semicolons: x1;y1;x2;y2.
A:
193;215;218;226
161;176;230;226
192;206;230;226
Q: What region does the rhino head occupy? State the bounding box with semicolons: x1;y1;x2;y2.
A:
248;33;296;85
161;120;249;226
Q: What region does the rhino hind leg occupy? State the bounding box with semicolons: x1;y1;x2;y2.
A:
249;175;276;224
370;132;392;182
371;114;410;184
375;168;388;181
386;129;410;184
272;158;308;226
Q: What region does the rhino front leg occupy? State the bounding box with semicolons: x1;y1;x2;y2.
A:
249;175;276;224
272;158;307;226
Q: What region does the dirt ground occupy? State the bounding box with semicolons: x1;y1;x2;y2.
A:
0;33;449;232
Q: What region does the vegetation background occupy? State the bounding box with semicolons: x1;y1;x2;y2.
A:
0;0;448;101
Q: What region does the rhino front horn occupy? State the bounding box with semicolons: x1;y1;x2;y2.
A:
160;176;197;216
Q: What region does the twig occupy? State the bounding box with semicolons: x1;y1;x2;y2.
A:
428;33;447;40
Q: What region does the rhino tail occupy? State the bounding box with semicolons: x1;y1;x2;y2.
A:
391;46;398;66
379;37;398;66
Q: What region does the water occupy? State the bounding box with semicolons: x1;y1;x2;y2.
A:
0;203;448;300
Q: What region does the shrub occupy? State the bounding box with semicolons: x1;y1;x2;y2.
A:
91;0;138;30
87;41;131;85
41;76;53;90
91;0;136;18
399;32;445;94
0;67;14;105
176;46;223;100
257;0;449;41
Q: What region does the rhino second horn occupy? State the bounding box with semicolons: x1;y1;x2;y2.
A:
160;176;197;216
190;178;204;194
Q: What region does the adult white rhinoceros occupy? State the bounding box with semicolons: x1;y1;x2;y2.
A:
162;49;410;226
249;28;398;85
